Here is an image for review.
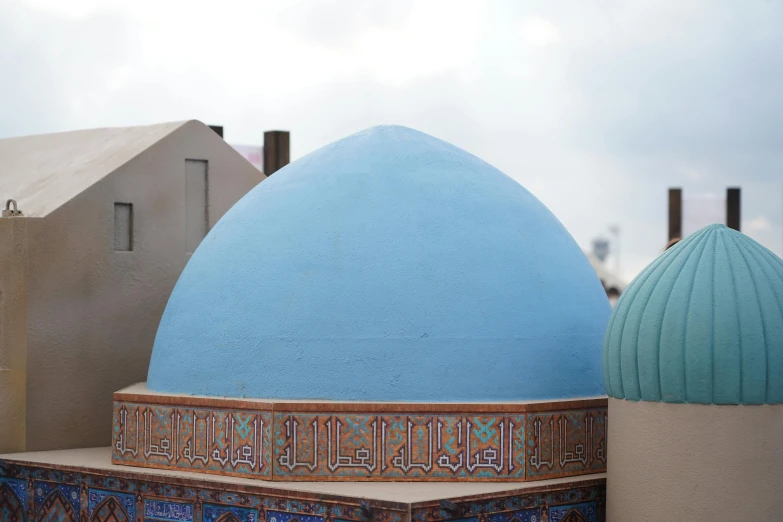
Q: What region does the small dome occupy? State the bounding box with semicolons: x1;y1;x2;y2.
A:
147;125;610;402
603;224;783;404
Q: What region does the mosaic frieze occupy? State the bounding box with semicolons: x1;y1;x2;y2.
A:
273;413;526;480
0;460;606;522
410;480;606;522
113;396;607;481
112;402;273;479
526;410;607;479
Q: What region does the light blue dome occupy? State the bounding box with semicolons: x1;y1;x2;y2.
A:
604;224;783;405
147;125;610;401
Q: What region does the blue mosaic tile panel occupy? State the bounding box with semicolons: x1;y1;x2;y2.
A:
34;482;80;515
0;478;26;504
0;478;26;522
88;489;136;519
202;504;257;522
1;458;605;522
144;499;194;522
266;511;323;522
487;508;541;522
548;501;598;522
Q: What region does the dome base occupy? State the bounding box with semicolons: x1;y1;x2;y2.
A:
112;384;607;482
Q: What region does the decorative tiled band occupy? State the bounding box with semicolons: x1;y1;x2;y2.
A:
0;459;606;522
112;390;607;482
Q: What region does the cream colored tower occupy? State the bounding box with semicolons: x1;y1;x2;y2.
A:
602;224;783;520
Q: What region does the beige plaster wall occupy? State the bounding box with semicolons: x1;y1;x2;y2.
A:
0;219;28;452
607;397;783;521
23;121;263;451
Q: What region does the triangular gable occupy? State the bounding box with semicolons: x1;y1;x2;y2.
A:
0;121;188;217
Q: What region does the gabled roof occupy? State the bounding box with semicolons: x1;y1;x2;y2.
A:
0;121;188;217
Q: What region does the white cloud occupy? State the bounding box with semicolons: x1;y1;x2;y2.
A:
519;16;560;47
747;215;773;232
4;0;783;282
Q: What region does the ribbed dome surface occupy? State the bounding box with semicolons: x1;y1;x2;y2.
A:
147;125;611;402
603;224;783;404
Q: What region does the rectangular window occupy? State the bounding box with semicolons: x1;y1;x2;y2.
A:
114;203;133;252
185;159;208;254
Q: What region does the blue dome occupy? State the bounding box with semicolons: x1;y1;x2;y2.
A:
603;224;783;405
147;125;610;402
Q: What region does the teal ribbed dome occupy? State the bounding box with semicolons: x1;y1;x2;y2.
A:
603;224;783;404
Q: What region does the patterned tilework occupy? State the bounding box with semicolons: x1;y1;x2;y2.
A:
274;414;526;480
266;510;323;522
526;410;607;479
0;480;26;522
112;402;272;479
88;489;135;520
144;500;193;522
548;502;597;522
0;478;26;506
0;459;605;522
113;396;608;482
410;481;605;522
486;508;540;522
35;482;80;516
34;482;79;522
202;504;257;522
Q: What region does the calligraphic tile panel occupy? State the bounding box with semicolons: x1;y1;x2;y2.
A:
113;395;607;481
525;409;607;480
144;499;194;522
112;402;272;479
273;414;527;480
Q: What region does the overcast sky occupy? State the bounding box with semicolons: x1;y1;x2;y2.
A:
2;0;782;281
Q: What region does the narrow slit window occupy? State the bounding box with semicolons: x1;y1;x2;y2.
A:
114;202;133;251
185;159;208;254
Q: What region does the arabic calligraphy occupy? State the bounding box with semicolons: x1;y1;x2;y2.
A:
277;416;318;472
144;500;193;522
111;402;270;477
112;398;607;481
526;409;608;478
115;406;139;457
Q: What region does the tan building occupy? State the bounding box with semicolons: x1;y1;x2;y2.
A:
0;121;264;453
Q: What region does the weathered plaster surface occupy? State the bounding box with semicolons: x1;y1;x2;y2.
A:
0;218;27;452
607;398;783;520
0;121;263;452
148;125;611;402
